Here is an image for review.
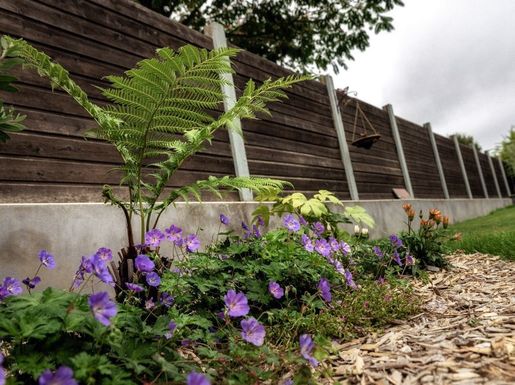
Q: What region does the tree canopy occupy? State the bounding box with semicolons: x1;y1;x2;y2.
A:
138;0;404;73
453;133;482;151
498;127;515;177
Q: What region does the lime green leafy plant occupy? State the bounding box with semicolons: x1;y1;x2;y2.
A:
1;36;307;246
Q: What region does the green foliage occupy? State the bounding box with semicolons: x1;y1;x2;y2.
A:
452;132;482;151
1;35;307;245
498;128;515;177
138;0;404;73
0;36;25;142
0;288;192;385
446;205;515;260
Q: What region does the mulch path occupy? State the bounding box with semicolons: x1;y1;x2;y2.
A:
325;253;515;385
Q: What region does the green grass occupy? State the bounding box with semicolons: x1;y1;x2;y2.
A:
447;204;515;260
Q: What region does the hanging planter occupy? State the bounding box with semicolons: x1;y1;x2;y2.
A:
339;92;381;150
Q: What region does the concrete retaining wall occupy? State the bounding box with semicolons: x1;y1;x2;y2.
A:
0;198;511;289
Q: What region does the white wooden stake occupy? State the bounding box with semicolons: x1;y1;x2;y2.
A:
204;22;253;201
424;123;449;199
452;135;473;199
321;75;359;200
384;104;414;198
487;152;502;198
472;145;488;198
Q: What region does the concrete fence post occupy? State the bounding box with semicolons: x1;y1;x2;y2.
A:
497;157;512;196
452;135;473;199
487;152;502;198
204;22;253;201
472;145;488;198
384;104;414;198
424;123;449;199
320;75;359;200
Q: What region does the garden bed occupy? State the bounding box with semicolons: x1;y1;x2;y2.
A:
325;253;515;384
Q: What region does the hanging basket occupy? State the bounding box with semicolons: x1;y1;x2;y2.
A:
352;133;381;149
339;92;381;150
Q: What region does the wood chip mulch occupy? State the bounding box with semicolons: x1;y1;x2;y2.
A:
325;253;515;385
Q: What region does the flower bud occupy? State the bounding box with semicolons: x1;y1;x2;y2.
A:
407;208;415;221
442;216;449;229
354;224;360;235
361;228;369;237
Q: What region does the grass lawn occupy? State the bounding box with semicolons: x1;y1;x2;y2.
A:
447;204;515;260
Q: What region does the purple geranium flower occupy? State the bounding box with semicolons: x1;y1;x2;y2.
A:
301;234;314;252
392;250;402;266
373;246;384;259
38;250;56;269
135;254;155;273
161;292;174;307
318;278;332;302
314;239;332;257
38;366;78;385
185;234;200;253
91;255;114;286
340;241;351;255
241;317;266;346
164;321;177;339
299;334;319;367
389;234;403;249
165;224;183;245
187;372;211;385
0;277;22;299
268;281;284;299
22;276;41;289
145;229;165;248
252;224;261;238
299;215;308;226
126;282;144;292
224;290;250;317
312;222;325;236
329;237;340;252
405;254;415;266
344;270;357;289
146;272;161;287
333;259;345;275
241;222;249;231
283;214;300;232
88;292;117;326
219;214;229;225
95;247;113;262
145;298;155;310
256;216;265;226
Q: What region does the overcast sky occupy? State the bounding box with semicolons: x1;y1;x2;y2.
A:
333;0;515;152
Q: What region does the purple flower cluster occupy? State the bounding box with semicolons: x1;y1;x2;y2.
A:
88;291;117;326
223;290;266;346
299;334;319;367
72;248;115;289
389;234;403;249
283;214;300;232
0;277;22;301
152;226;201;253
38;366;77;385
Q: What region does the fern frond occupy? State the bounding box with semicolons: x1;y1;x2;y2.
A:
155;176;292;211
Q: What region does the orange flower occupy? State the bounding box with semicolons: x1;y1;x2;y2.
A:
407;208;416;221
429;208;441;220
402;203;413;213
434;213;442;224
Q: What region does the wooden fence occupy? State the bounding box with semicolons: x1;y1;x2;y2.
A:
0;0;512;202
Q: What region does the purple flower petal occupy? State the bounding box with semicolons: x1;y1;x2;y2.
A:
187;371;211;385
88;292;117;326
38;250;56;269
318;278;332;302
185;234;200;253
126;282;144;292
268;281;284;299
145;272;161;287
38;366;78;385
340;241;351;255
224;289;249;317
299;334;319;367
241;317;266;346
135;254;155;273
344;270;357;290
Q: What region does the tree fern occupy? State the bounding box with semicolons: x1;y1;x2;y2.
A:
2;35;309;243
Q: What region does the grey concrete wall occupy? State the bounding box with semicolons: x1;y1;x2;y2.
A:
0;198;511;290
